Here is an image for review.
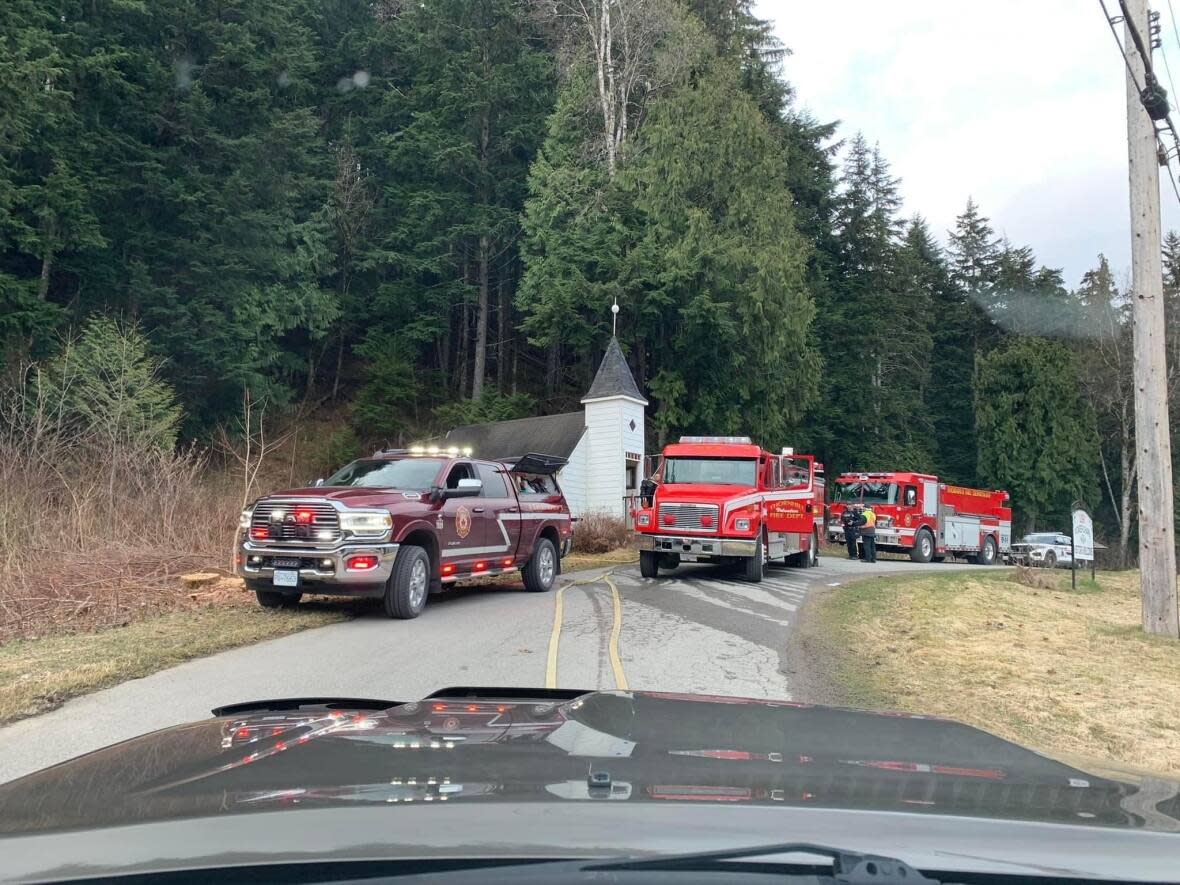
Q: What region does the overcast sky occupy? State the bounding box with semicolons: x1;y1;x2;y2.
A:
755;0;1180;288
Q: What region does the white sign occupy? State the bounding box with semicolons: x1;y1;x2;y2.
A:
1072;509;1094;562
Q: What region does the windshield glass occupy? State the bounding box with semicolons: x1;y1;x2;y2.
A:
325;458;444;490
663;457;757;486
9;0;1180;860
834;481;898;504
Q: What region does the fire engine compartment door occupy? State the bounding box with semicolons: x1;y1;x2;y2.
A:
922;481;939;516
765;497;813;535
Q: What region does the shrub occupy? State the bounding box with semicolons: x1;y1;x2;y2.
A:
572;513;632;554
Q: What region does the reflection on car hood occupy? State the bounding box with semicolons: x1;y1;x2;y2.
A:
0;690;1177;835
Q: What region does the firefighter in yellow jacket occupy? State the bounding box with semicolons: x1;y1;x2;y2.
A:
858;506;877;563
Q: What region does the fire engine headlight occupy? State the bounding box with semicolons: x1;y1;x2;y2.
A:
340;511;393;537
636;513;651;527
735;518;751;532
239;509;252;530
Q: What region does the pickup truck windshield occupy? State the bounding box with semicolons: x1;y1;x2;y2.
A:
325;458;445;490
663;457;756;486
835;481;899;505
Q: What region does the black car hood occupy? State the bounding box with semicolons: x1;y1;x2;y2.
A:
0;688;1177;836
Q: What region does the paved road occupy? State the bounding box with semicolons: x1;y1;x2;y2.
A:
0;554;989;783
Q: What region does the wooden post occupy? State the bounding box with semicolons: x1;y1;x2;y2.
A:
1125;0;1180;636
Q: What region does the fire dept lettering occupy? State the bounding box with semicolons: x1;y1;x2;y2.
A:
455;505;473;540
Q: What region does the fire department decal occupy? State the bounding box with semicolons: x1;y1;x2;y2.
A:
455;505;473;539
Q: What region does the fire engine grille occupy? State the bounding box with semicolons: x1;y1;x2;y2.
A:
250;499;341;544
658;503;720;533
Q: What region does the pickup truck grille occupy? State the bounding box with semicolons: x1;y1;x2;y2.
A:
250;499;341;544
658;503;720;533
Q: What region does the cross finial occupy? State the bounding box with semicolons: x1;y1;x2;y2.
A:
611;296;619;336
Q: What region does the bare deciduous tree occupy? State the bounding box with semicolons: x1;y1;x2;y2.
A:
539;0;691;177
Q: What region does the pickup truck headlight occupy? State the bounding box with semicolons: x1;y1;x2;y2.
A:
239;509;252;530
340;511;393;537
636;513;651;527
735;518;751;532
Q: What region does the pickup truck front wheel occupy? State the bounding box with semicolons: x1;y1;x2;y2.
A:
384;545;430;619
523;537;558;592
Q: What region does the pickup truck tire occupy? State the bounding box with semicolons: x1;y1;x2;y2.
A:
910;528;935;563
523;537;558;593
253;587;302;609
384;545;430;619
639;550;659;578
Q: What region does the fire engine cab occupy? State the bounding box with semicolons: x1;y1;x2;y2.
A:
827;472;1011;565
633;437;825;583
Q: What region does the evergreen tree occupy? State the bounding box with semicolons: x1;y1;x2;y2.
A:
975;337;1098;530
1076;255;1135;565
362;0;552;412
620;62;818;445
517;67;626;399
929;198;1002;483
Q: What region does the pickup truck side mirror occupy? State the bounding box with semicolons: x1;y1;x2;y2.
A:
439;477;483;500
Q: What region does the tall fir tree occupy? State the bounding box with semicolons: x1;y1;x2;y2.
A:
619;62;819;445
975;337;1097;531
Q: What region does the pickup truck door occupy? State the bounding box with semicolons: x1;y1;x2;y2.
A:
437;461;488;570
477;462;522;564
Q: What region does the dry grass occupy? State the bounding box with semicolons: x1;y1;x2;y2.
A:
563;546;638;572
815;569;1180;777
571;513;634;554
0;577;352;724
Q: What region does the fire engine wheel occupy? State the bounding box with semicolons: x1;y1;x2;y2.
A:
977;535;997;566
744;537;765;583
523;537;558;592
639;550;659;579
910;529;935;563
809;529;820;567
384;545;430;619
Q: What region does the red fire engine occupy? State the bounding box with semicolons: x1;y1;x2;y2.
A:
633;437;825;583
827;472;1011;564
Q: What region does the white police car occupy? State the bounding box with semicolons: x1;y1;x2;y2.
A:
1008;532;1075;568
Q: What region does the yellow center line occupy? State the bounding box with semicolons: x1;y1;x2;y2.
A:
545;569;622;689
604;575;629;691
544;583;566;688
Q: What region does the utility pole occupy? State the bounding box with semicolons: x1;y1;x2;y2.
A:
1123;0;1180;636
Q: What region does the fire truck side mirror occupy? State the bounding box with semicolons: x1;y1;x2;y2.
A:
639;477;657;506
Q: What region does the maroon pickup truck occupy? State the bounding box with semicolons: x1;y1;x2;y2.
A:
236;450;573;619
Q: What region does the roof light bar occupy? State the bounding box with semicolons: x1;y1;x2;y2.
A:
678;436;752;445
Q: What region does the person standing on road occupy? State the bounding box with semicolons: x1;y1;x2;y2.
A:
859;506;877;563
841;506;861;560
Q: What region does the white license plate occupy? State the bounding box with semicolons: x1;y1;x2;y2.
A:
273;569;300;588
680;554;700;562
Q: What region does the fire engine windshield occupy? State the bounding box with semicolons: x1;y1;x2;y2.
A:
834;481;899;505
325;458;445;490
663;457;757;486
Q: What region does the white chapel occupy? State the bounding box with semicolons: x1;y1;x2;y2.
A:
443;337;647;518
